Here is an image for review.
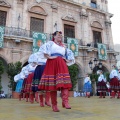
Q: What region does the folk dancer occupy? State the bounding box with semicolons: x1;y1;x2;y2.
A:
38;31;75;112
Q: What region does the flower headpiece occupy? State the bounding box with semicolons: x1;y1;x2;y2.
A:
52;31;62;41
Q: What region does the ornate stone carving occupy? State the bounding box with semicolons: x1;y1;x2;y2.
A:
91;21;103;29
105;15;111;27
51;4;58;10
105;20;111;28
17;0;24;4
29;6;47;16
35;0;42;3
62;13;77;23
80;8;88;19
0;0;11;7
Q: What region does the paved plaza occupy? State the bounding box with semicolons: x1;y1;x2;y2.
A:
0;97;120;120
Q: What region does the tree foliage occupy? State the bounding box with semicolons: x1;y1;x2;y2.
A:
68;64;79;91
104;72;110;82
0;60;4;93
89;73;99;83
7;61;22;91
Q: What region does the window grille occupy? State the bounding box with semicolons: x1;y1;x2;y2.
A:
30;17;44;36
0;10;7;26
93;31;102;48
64;24;75;43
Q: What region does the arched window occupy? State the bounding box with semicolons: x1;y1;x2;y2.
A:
91;21;103;48
28;6;47;36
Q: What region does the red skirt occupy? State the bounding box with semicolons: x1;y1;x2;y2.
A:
110;77;120;91
38;57;72;91
97;80;107;92
21;78;27;93
24;73;34;93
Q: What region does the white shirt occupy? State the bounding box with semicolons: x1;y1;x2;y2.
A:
109;69;118;79
1;93;5;97
98;74;106;82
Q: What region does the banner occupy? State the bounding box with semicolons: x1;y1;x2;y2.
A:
97;43;107;60
67;37;78;56
32;32;47;53
0;26;4;48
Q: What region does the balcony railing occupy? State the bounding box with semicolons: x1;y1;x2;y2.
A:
4;26;32;39
3;26;114;51
4;26;53;41
90;42;114;51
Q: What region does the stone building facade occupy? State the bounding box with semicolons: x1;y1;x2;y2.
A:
0;0;117;94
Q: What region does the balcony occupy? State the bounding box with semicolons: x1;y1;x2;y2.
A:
4;26;32;39
4;26;52;41
3;26;114;51
88;42;114;51
90;2;97;9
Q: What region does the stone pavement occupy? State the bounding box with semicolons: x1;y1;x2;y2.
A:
0;97;120;120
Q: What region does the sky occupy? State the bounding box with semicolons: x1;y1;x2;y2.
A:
108;0;120;45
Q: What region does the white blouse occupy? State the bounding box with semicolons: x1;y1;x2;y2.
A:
27;64;37;73
14;74;20;82
39;41;75;66
34;52;47;65
28;54;35;63
19;72;25;80
84;77;91;84
98;74;106;82
109;69;118;79
118;73;120;80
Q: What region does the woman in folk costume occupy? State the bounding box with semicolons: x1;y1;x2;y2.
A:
109;65;120;98
24;54;37;103
14;74;21;92
14;72;25;100
22;65;30;101
31;52;51;107
97;70;107;98
38;31;75;112
83;74;92;98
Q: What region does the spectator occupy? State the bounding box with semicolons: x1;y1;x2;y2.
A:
1;91;5;98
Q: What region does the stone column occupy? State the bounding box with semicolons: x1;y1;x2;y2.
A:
80;8;88;45
80;8;89;74
51;4;58;33
105;16;113;50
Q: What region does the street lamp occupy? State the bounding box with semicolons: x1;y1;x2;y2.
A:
89;58;102;73
89;60;93;70
93;58;98;65
98;61;102;68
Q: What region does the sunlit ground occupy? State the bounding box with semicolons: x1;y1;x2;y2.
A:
0;96;120;120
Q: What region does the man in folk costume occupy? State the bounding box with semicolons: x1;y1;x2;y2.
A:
31;52;51;107
109;65;120;98
38;31;75;112
97;70;107;98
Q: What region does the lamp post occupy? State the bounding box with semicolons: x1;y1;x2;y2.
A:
89;58;102;73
